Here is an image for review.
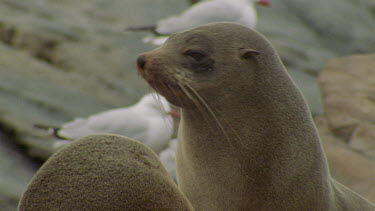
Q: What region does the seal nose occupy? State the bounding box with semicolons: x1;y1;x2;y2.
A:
137;55;146;69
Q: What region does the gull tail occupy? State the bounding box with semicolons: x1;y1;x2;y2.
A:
34;124;65;139
126;25;164;36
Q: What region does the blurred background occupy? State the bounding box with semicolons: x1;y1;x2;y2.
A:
0;0;374;209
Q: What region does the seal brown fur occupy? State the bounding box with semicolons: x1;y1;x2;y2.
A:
18;134;193;210
137;22;375;210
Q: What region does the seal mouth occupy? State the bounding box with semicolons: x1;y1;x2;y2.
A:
138;65;198;108
146;76;185;98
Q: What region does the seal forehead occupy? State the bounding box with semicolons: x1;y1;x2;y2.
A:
186;22;271;50
184;33;208;44
167;31;214;52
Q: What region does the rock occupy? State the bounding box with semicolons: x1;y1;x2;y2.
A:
0;0;188;159
314;116;375;203
256;0;375;115
0;131;39;211
319;54;375;158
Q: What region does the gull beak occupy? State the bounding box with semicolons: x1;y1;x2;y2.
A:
168;110;180;118
255;0;271;7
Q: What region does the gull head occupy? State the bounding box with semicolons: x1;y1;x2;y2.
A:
138;93;178;117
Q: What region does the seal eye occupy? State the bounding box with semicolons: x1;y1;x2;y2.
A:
182;49;214;73
184;50;206;62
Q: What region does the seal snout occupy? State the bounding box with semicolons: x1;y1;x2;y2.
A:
137;55;146;70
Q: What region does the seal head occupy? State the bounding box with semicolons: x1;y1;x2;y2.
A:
137;22;275;109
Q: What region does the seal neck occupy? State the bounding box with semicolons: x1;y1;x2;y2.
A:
178;67;330;186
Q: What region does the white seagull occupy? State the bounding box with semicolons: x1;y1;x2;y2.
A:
37;93;178;153
128;0;270;45
159;138;178;181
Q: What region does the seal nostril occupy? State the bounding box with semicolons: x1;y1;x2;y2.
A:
137;55;146;69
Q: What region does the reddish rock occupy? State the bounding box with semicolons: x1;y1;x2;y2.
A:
315;116;375;203
319;54;375;157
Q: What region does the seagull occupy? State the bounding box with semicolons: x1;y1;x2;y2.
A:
36;93;179;153
159;138;178;181
127;0;270;45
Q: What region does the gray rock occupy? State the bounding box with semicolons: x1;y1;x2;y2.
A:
0;0;188;159
256;0;375;115
0;131;39;211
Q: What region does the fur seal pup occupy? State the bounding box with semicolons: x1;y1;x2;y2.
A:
18;134;193;210
136;22;375;210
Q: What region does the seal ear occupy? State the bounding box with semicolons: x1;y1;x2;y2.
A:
239;48;261;59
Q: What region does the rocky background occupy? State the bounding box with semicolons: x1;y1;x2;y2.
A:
0;0;374;209
317;54;375;203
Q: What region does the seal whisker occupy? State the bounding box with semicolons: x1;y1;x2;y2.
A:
151;91;166;113
183;82;245;186
200;96;245;146
183;84;229;137
165;82;184;108
158;83;175;127
144;83;173;128
176;81;216;129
